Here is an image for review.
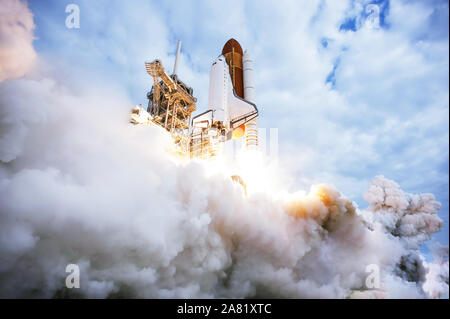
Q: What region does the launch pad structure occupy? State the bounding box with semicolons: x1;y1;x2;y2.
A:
130;39;258;159
144;41;197;156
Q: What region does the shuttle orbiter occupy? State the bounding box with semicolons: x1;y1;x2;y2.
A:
192;40;258;142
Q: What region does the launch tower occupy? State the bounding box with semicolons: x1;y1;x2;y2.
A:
131;39;258;159
131;41;197;156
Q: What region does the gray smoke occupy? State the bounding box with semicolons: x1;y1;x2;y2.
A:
363;176;443;250
0;0;447;299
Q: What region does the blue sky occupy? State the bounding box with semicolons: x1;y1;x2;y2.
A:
27;0;449;249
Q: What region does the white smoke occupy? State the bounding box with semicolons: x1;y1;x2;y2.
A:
0;0;36;82
423;243;449;299
363;175;443;250
0;0;447;299
360;175;446;298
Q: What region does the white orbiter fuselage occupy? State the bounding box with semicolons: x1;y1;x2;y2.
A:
192;55;258;141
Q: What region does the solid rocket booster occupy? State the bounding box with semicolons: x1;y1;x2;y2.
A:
243;50;258;149
243;50;255;102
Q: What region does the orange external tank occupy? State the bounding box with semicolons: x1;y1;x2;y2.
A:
222;38;246;139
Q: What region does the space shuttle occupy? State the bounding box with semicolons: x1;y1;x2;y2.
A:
130;38;258;159
192;39;258;143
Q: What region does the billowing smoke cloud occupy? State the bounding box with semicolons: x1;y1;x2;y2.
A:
423;243;449;299
0;0;36;82
363;176;443;250
360;176;446;298
0;0;447;299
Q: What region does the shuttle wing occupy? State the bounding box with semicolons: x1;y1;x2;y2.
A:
227;91;258;129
